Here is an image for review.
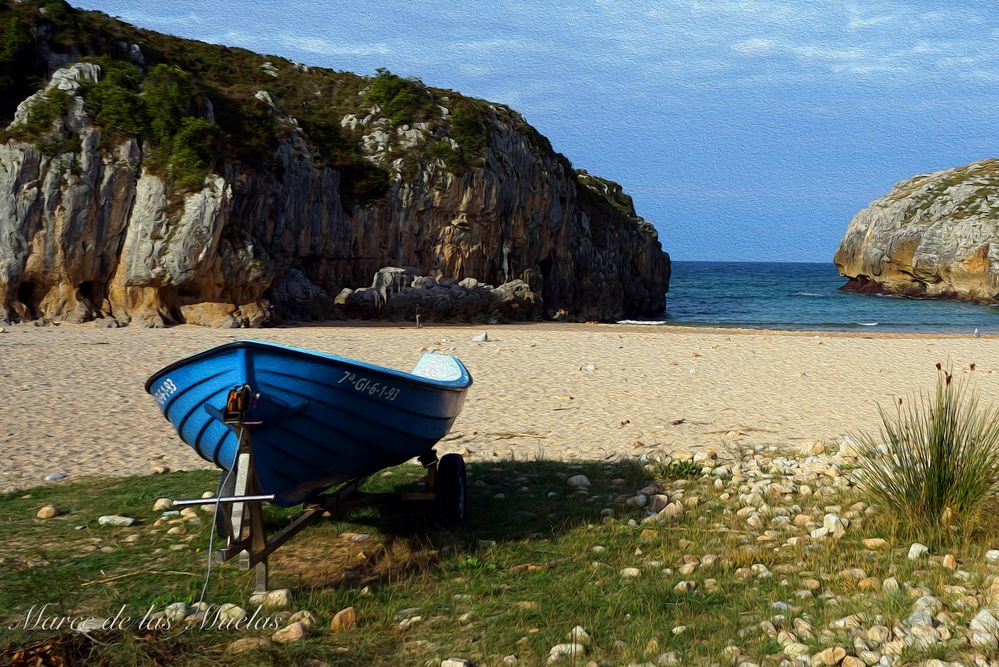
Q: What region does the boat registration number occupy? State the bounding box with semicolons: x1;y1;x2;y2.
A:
339;371;400;401
153;378;177;407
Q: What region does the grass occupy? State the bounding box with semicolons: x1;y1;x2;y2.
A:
854;363;999;547
4;450;998;665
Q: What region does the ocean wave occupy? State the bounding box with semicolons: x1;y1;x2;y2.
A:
616;319;668;325
855;322;879;327
793;291;824;297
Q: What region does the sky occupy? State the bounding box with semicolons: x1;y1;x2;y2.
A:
72;1;999;262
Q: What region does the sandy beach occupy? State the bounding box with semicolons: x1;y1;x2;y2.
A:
2;322;998;492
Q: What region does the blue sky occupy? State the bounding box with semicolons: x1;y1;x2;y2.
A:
73;1;999;261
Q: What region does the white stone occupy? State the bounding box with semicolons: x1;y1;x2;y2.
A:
98;515;135;527
566;475;591;489
164;602;189;621
908;543;929;560
547;643;586;661
783;642;810;658
567;626;591;646
218;604;246;622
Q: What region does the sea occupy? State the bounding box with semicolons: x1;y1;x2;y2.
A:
651;261;999;334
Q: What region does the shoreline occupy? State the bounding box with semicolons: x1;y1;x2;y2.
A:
266;319;996;340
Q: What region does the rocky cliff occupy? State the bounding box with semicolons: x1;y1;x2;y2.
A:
834;160;999;302
0;1;669;327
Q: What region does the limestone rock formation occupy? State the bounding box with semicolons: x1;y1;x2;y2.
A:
0;3;669;326
339;267;539;323
834;160;999;302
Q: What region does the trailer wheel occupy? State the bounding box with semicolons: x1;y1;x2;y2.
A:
436;454;466;527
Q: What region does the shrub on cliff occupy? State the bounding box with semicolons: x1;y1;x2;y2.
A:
144;63;199;145
0;14;36;119
13;88;71;139
169;117;221;190
450;101;488;163
81;58;147;137
365;68;429;125
855;363;999;545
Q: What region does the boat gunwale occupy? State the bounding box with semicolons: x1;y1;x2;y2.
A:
144;340;473;393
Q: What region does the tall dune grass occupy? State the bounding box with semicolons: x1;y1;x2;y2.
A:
856;363;999;545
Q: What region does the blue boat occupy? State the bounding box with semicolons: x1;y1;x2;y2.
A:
145;340;472;507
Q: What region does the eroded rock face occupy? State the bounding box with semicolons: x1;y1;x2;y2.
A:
834;160;999;302
0;63;670;327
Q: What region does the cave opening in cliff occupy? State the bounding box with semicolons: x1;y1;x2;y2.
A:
539;255;555;282
16;281;36;317
78;281;95;303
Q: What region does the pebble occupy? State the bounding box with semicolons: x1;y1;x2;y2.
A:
567;626;591;646
272;621;306;643
811;646;846;665
566;475;591;489
783;642;809;658
330;607;356;632
218;604;247;622
908;543;929;560
226;637;271;654
152;498;173;511
469;331;488;342
548;643;586;661
98;515;135;527
44;472;67;481
254;588;292;608
442;660;472;667
36;504;61;519
164;602;190;621
395;607;421;621
862;538;890;550
987;549;999;563
620;567;641;578
288;610;316;627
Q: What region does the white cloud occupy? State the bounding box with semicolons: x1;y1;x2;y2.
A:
732;38;779;55
459;64;492;76
278;36;391;57
790;45;866;62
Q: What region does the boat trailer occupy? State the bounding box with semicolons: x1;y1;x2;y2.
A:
171;386;467;593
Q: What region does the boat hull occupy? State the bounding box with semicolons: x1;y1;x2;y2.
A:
146;341;471;506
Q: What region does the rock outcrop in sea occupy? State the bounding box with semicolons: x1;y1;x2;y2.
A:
0;2;669;327
834;159;999;302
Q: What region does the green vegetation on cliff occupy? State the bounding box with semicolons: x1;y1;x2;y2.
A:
0;0;506;198
0;0;646;234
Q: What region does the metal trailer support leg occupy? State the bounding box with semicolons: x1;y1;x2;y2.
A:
228;426;269;593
